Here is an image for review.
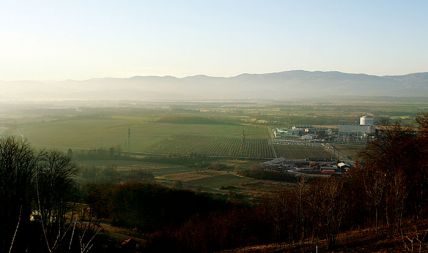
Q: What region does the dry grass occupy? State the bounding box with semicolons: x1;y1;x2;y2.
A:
157;170;223;182
220;219;428;253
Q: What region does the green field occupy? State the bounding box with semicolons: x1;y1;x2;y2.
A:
13;115;270;157
1;101;425;198
148;135;274;158
2;101;425;162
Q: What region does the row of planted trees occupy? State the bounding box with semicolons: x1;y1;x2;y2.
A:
0;137;98;253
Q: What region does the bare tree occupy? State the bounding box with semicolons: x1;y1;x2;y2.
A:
306;177;347;250
266;188;296;242
0;136;99;252
36;150;77;237
386;169;407;233
295;176;306;243
359;123;424;226
0;137;37;252
35;150;101;252
361;164;387;231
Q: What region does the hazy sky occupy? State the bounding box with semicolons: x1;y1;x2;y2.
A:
0;0;427;80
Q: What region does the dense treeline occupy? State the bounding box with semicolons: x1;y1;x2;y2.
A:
83;183;233;232
71;147;127;160
142;154;216;167
78;166;154;184
156;115;239;125
238;166;299;183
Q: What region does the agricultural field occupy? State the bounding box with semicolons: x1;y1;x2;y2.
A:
332;144;366;160
76;157;284;197
1;101;425;198
9;113;269;156
274;144;331;160
156;168;291;197
148;135;275;159
1;101;426;162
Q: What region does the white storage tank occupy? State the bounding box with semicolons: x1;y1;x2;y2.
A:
360;115;374;126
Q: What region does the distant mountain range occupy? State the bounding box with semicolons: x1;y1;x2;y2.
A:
1;70;427;101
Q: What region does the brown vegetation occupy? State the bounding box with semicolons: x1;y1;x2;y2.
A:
141;114;428;252
0;113;426;252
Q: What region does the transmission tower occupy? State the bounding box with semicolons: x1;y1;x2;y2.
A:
128;127;131;153
242;129;246;146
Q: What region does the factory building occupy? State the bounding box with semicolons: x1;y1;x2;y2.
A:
337;115;375;143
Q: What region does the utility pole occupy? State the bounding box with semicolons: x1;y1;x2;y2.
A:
128;127;131;153
241;129;246;146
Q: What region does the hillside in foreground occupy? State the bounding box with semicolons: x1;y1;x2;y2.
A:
223;218;428;253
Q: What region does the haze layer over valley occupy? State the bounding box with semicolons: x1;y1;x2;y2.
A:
2;70;428;102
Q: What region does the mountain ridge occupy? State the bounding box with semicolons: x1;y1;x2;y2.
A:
1;70;427;101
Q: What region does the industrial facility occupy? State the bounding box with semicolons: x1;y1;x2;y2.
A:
273;114;376;144
337;115;375;143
